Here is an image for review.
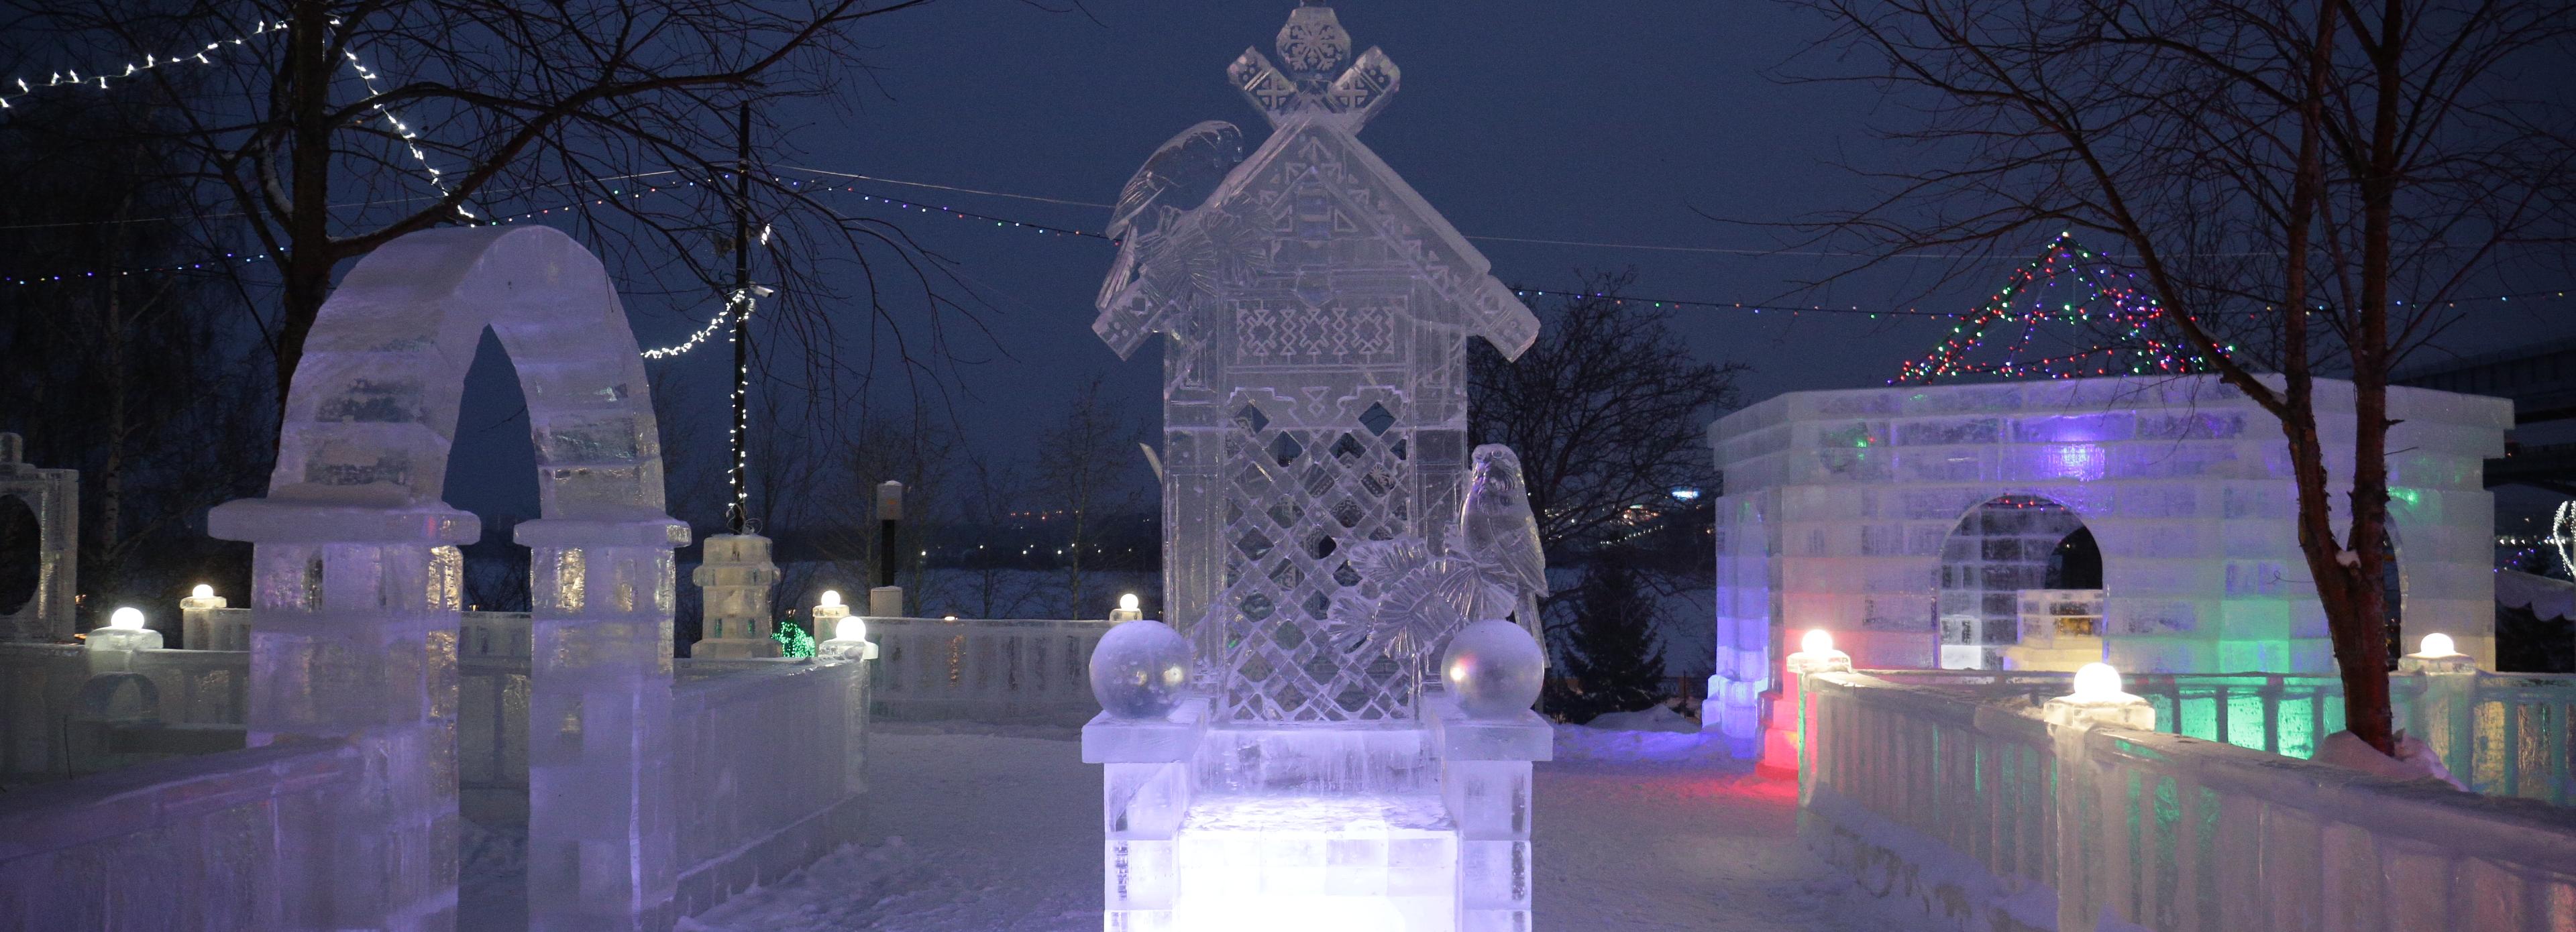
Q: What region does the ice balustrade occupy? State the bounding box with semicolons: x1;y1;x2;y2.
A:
668;657;873;917
865;616;1111;724
0;738;364;929
1796;670;2576;931
1707;375;2512;757
1866;666;2576;807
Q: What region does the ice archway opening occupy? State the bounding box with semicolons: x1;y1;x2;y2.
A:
1936;493;2102;670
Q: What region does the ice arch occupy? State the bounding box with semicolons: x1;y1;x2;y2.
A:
211;225;688;929
261;224;669;516
1935;493;2102;670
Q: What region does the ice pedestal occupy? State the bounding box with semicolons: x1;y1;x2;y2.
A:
209;498;480;931
519;516;691;931
1086;693;1547;931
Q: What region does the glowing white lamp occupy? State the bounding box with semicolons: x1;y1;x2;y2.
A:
834;616;867;642
1785;627;1851;678
2399;631;2475;675
87;605;164;663
191;583;213;599
1110;591;1145;622
1801;628;1833;655
2045;661;2155;730
2070;662;2123;701
819;589;842;608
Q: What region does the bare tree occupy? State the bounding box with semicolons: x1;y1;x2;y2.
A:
952;452;1043;619
0;89;272;627
1032;376;1148;619
1469;273;1748;555
5;0;1029;437
1792;0;2576;755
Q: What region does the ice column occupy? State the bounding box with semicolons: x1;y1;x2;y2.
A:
0;431;78;642
209;499;477;931
690;533;782;658
519;516;691;931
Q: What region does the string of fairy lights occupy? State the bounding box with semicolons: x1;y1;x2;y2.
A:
339;44;474;221
0;19;288;109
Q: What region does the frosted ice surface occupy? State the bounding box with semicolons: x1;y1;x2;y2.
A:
1706;374;2510;746
1093;1;1536;720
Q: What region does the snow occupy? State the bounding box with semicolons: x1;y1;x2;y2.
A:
1578;705;1701;734
676;721;1927;931
2310;729;2469;790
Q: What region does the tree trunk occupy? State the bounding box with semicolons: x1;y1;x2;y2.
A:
276;0;338;414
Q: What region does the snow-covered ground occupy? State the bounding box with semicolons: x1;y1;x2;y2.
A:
677;721;1930;932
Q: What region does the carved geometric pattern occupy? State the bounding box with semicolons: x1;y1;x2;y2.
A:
1216;396;1419;721
1236;298;1399;365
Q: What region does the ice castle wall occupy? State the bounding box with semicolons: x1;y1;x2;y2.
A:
1707;375;2510;750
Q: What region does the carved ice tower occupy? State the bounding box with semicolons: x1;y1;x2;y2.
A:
1093;2;1539;723
1087;8;1553;931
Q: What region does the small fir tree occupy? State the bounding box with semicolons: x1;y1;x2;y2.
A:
773;614;816;659
1554;552;1668;722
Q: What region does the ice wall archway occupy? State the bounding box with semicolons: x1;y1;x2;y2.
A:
1935;493;2099;669
211;225;689;929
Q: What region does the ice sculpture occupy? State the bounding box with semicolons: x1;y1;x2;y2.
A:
0;432;77;642
1704;375;2509;758
1094;1;1538;723
209;225;688;930
1459;445;1550;651
693;532;783;658
1087;7;1548;931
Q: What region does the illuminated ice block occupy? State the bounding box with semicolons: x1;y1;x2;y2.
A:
1088;7;1551;929
1708;375;2511;756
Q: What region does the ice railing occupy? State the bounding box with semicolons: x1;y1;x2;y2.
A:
865;616;1110;724
1799;671;2576;931
1860;668;2576;806
0;738;365;928
668;657;873;916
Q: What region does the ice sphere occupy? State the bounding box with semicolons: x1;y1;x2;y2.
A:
1439;620;1542;718
1091;620;1192;719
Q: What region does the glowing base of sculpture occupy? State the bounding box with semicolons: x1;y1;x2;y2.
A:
1085;693;1546;932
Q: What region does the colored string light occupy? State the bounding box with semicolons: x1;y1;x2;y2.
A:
1895;233;2203;384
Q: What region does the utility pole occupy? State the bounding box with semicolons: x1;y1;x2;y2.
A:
727;101;752;535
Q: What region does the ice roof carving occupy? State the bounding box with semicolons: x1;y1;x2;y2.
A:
1091;5;1536;365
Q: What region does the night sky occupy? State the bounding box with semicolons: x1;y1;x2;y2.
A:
439;1;2576;530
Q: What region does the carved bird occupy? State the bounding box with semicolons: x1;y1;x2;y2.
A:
1097;121;1248;327
1460;444;1550;654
